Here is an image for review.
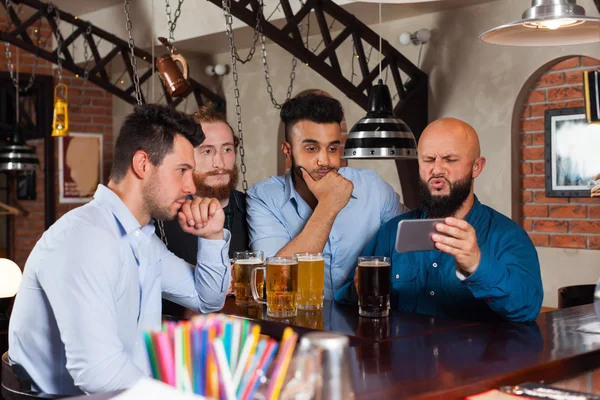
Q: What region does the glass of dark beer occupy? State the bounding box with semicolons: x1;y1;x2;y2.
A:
357;256;391;318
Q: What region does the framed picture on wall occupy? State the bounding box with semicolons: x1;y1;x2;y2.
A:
58;133;103;204
545;107;600;197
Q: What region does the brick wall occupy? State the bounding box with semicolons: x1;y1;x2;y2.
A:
519;56;600;250
0;19;114;267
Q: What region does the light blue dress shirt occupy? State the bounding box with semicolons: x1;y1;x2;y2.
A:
246;167;405;300
9;185;231;395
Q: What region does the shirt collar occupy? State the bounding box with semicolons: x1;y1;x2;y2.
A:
464;195;482;226
93;184;150;236
281;168;358;208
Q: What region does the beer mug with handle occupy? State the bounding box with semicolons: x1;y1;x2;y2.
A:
252;256;298;318
156;37;190;97
232;250;264;306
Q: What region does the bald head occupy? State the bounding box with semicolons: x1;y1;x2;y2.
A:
418;118;481;161
417;118;486;218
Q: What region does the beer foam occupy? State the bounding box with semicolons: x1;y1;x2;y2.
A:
359;261;390;267
235;258;263;264
297;256;324;262
267;259;298;266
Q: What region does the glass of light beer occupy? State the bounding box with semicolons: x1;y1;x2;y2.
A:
232;251;264;306
252;256;298;318
357;256;391;318
295;252;325;310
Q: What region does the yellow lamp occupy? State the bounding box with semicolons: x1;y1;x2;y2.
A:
0;258;21;298
52;83;69;137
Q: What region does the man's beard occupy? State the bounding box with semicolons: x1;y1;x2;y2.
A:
193;167;239;201
143;179;180;221
291;158;334;181
419;174;473;218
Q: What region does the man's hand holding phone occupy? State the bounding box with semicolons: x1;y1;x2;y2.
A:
432;217;481;275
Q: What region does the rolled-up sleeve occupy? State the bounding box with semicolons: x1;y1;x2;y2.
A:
246;186;291;258
160;230;231;313
37;227;145;393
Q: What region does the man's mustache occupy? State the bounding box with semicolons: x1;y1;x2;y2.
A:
202;169;234;176
429;176;450;183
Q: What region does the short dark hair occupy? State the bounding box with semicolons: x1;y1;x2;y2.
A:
280;93;344;142
192;106;240;153
110;104;204;182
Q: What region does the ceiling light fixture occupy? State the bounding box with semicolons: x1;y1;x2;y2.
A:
480;0;600;46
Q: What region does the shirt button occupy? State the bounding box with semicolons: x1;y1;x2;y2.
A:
429;290;435;296
135;231;141;236
395;274;400;279
432;263;437;268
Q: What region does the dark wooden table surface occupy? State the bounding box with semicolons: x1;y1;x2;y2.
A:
177;297;600;399
77;299;600;399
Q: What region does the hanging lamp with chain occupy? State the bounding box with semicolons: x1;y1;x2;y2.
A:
342;2;418;160
0;1;39;171
0;46;40;172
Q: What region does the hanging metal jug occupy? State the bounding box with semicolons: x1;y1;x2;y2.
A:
52;83;69;137
156;37;190;97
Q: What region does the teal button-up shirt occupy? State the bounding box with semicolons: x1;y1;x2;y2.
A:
335;197;543;322
247;167;406;300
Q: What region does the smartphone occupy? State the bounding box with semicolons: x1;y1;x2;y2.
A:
395;218;446;253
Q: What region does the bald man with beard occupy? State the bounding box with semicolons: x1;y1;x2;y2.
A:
335;118;543;322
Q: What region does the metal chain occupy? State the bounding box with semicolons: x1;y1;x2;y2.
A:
123;0;143;105
351;35;357;84
3;0;47;92
258;0;299;109
222;0;260;64
222;0;249;191
78;25;93;109
49;3;64;84
260;28;297;109
165;0;184;42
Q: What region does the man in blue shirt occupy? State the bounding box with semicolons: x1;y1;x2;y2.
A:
335;118;543;322
9;104;232;395
247;93;406;300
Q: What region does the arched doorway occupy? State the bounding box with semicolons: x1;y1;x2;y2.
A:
511;55;600;250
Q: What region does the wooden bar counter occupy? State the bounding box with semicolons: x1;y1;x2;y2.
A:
174;297;600;399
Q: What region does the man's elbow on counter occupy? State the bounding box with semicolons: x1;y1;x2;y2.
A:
72;362;143;394
499;290;544;323
197;292;227;313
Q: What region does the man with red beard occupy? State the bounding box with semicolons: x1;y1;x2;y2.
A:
160;108;249;262
335;118;543;322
